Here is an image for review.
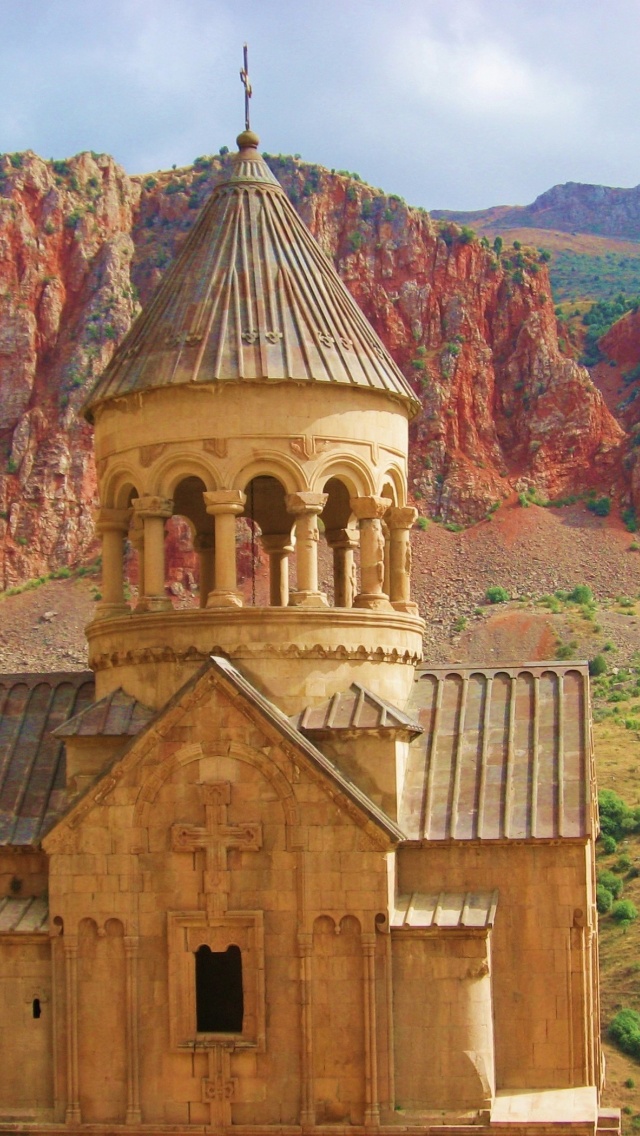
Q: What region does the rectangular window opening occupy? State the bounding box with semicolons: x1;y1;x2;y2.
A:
195;943;244;1033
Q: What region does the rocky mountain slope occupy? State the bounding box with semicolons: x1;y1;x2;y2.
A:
433;180;640;240
0;148;629;587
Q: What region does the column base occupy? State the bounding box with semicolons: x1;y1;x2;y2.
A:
65;1106;81;1124
288;590;329;609
392;600;420;615
206;590;244;609
353;593;394;611
125;1108;142;1125
143;594;173;613
94;602;131;621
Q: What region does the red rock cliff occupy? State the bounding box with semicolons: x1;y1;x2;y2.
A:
0;149;625;586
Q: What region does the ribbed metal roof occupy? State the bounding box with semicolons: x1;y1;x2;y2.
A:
391;890;498;930
54;687;154;738
0;895;48;933
290;683;423;735
401;664;593;841
0;672;94;844
83;134;420;419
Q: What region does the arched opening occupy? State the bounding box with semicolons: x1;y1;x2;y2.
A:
168;475;210;608
321;478;360;608
195;944;243;1033
242;475;292;606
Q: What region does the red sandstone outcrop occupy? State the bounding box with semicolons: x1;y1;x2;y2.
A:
0;149;626;586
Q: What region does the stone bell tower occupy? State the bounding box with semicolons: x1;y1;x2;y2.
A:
83;129;424;715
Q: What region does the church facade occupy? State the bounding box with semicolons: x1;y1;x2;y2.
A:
0;129;618;1133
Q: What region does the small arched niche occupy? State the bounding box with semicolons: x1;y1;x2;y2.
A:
242;475;292;606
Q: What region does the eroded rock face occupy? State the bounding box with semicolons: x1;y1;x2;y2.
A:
0;149;626;585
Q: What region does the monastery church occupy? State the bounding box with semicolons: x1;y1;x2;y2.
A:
0;125;619;1133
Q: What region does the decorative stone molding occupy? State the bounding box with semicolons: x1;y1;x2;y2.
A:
139;442;167;468
88;642;422;671
131;495;173;519
203;437;228;458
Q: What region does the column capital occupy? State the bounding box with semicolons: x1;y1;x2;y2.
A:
386;505;419;531
349;495;393;521
94;506;131;533
285;491;327;516
325;526;359;551
132;495;173;519
203;489;246;517
260;532;294;554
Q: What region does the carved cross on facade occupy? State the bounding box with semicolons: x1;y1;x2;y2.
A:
171;782;262;919
240;43;252;131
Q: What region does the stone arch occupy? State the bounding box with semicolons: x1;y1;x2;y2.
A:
150;454;219;498
311;454;374;499
379;467;404;507
133;739;299;834
231;451;305;497
102;467;142;510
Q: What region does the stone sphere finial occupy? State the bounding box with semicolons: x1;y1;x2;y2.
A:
236;129;260;151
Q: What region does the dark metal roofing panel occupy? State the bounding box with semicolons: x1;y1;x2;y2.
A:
391;890;498;930
290;683;423;736
83;141;419;419
54;688;154;738
0;895;48;933
0;672;94;845
401;664;593;841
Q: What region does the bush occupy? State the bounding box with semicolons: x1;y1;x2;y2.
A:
596;884;613;914
599;789;640;841
600;834;617;854
485;586;510;604
616;854;633;873
569;584;593;604
612;899;638;923
587;495;611;517
589;655;607;676
415;517;428;531
610;1008;640;1058
598;870;624;898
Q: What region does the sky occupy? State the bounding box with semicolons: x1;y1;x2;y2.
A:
0;0;639;212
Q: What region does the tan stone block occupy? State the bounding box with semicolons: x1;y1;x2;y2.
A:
163;1101;189;1124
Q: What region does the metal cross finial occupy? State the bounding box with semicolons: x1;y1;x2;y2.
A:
240;43;252;131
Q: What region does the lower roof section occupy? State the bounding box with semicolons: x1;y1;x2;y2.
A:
0;671;95;845
402;663;594;842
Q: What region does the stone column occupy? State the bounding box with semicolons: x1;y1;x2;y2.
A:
193;533;215;609
285;492;328;608
203;490;246;608
132;496;173;613
350;496;393;610
94;507;131;619
386;506;419;614
260;533;294;607
124;936;141;1125
63;938;81;1125
325;527;359;608
128;515;147;614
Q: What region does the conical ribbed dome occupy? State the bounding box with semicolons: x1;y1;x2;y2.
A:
83;133;419;421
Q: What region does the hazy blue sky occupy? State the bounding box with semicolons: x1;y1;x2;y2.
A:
1;0;639;210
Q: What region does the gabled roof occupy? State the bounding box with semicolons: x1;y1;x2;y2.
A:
53;688;154;738
83;132;420;420
209;657;404;842
401;663;594;841
290;683;423;736
0;671;95;844
43;656;405;850
390;890;498;930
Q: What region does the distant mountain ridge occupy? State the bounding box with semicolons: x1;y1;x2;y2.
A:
433;181;640;241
